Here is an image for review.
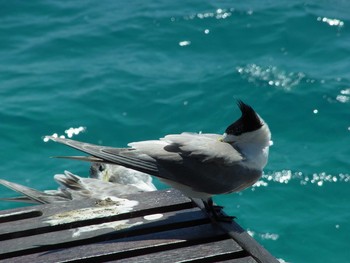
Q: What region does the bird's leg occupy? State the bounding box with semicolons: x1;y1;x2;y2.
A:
204;198;235;222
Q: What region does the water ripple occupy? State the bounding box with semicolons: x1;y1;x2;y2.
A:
236;64;305;91
252;170;350;189
336;88;350;103
317;16;345;28
184;8;234;21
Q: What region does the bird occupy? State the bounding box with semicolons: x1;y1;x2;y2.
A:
90;163;157;192
45;100;271;220
0;176;71;204
0;163;156;204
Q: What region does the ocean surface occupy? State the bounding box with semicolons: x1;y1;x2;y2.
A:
0;1;349;262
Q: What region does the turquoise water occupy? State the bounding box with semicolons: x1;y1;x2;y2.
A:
1;1;349;262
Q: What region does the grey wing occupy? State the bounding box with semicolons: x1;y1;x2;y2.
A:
127;133;243;165
0;179;69;204
47;134;244;195
47;136;160;176
160;133;243;164
131;133;246;195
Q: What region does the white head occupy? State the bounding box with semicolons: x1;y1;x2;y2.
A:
222;100;271;169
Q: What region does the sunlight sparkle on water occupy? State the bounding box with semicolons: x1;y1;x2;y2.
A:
254;170;350;189
179;41;191;47
236;64;305;91
336;88;350;103
43;126;86;142
65;126;86;138
184;8;233;21
317;17;344;27
247;229;279;241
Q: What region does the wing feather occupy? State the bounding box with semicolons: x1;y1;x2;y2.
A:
161;133;243;164
46;137;159;176
0;179;69;204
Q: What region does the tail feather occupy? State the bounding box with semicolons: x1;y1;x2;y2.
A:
46;136;160;176
53;156;106;163
54;171;85;191
0;179;69;204
0;196;40;204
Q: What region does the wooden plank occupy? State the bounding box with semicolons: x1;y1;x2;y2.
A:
0;189;193;240
0;209;42;223
113;239;253;263
213;221;279;263
191;198;279;263
0;189;279;263
215;258;258;263
0;208;210;258
6;223;244;263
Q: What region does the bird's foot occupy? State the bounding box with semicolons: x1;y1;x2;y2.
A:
204;198;236;223
211;205;236;222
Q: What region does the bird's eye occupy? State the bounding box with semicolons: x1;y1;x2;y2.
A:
228;125;244;136
98;164;105;172
232;125;244;136
225;120;245;136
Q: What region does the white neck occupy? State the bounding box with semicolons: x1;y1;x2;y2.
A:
234;124;271;170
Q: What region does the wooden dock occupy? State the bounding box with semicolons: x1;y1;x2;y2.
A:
0;189;279;263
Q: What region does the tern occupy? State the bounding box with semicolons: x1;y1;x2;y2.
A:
0;164;156;204
46;101;271;220
90;162;157;192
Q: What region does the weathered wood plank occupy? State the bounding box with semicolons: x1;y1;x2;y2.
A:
214;221;279;263
0;189;279;263
0;208;209;258
0;189;192;239
6;224;244;263
114;239;253;263
191;198;280;263
211;258;258;263
0;209;42;223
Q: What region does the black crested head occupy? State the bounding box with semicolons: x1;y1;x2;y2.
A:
225;100;263;136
